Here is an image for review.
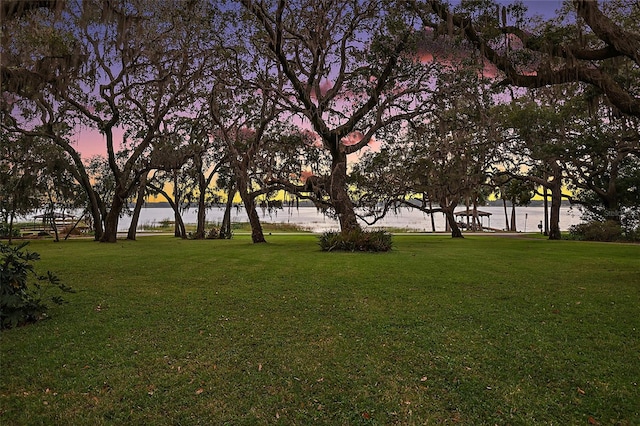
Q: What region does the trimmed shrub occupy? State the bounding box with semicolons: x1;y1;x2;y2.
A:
206;227;220;239
568;220;623;242
318;230;393;252
1;242;73;330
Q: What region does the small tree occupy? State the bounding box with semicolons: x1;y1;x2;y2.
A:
494;95;573;240
353;60;496;238
0;132;83;243
1;242;73;329
0;134;41;243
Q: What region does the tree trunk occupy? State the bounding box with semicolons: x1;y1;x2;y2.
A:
510;202;517;232
245;196;266;243
194;196;207;239
466;197;471;230
543;185;549;236
48;200;60;243
174;208;186;239
220;184;236;239
441;201;463;238
602;196;621;224
101;212;118;243
330;153;360;234
51;216;60;242
8;209;15;245
171;172;182;238
445;210;463;238
502;198;509;230
101;192;126;242
548;182;563;240
238;180;266;243
194;169;207;240
87;188;104;241
429;199;436;232
246;202;265;243
127;175;147;240
83;190;103;241
472;200;479;231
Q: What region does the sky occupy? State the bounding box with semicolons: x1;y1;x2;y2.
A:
496;0;564;16
72;1;565;159
512;0;566;16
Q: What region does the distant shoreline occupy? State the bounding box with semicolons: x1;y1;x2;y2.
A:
137;199;573;209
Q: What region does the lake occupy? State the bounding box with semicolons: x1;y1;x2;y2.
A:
117;205;584;233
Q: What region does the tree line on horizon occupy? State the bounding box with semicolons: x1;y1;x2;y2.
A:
1;0;638;244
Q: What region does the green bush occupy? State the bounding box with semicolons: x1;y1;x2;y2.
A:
318;230;393;252
1;242;73;330
0;223;20;239
568;220;623;242
206;227;220;239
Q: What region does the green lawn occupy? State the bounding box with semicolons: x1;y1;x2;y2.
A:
1;235;639;425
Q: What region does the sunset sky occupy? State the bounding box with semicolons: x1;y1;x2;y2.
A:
72;1;564;159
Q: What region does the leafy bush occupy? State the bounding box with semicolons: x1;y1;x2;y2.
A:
206;227;220;239
0;222;20;239
568;220;623;242
217;227;232;239
1;242;73;330
318;230;393;252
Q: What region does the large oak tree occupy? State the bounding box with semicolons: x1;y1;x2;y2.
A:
239;0;435;234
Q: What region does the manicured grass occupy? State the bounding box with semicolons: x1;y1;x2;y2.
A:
1;235;638;425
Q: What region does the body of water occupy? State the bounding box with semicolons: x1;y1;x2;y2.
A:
117;205;584;233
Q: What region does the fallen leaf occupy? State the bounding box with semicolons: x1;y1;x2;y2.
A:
362;412;371;420
195;388;204;395
420;376;428;382
258;363;262;372
577;387;586;395
588;416;599;425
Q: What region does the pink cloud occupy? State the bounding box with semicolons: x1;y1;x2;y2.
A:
341;131;364;146
309;79;334;100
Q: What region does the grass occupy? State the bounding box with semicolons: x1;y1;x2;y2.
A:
1;235;639;425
